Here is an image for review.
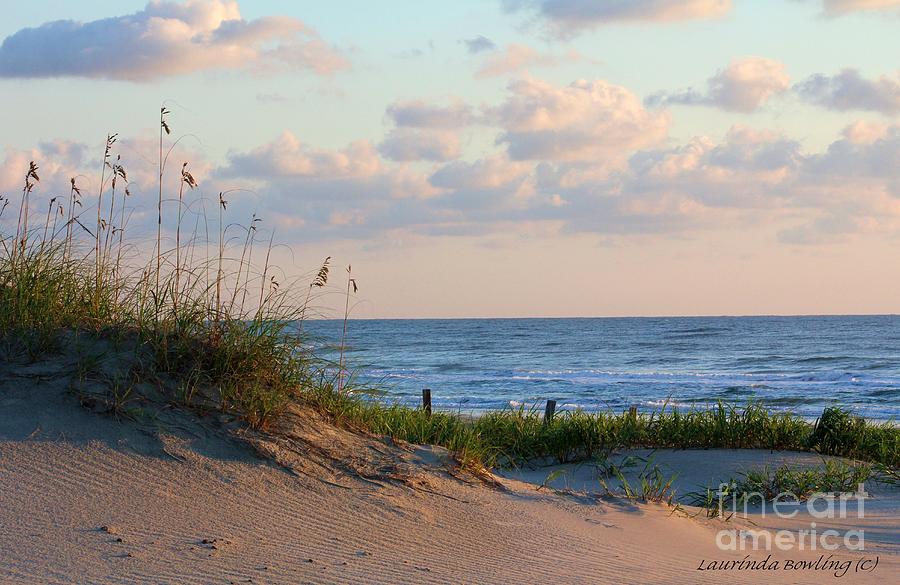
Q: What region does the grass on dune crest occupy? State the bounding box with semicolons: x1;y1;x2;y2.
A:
0;214;325;429
1;111;897;474
305;390;900;469
0;117;338;430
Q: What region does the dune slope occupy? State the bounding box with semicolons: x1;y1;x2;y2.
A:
1;355;896;584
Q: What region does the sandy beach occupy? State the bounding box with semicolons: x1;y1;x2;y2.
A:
2;357;896;584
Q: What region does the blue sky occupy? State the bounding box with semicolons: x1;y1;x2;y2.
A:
1;1;900;317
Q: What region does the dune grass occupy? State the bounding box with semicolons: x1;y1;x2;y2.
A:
730;459;873;502
684;458;877;519
305;391;899;469
2;114;897;473
0;114;334;430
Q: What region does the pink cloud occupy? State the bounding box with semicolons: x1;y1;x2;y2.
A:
503;0;731;36
224;132;381;179
490;77;670;161
430;155;532;191
795;68;900;114
475;44;586;79
647;57;790;113
822;0;900;14
385;99;475;129
0;0;348;81
378;129;462;162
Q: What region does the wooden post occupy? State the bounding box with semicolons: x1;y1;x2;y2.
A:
422;388;432;417
544;399;557;423
628;405;638;418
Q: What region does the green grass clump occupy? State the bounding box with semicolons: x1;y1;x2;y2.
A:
461;402;896;467
0;243;102;355
733;460;872;502
596;454;679;504
685;459;876;517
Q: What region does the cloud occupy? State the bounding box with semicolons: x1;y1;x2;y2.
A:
474;44;584;79
626;124;900;241
378;129;461;162
794;68;900;114
213;131;449;236
647;57;790;113
806;123;900;178
550;125;900;240
8;71;900;247
462;35;498;54
10;120;900;246
430;155;531;191
379;99;471;162
841;120;893;143
0;0;348;81
0;142;89;198
775;125;900;242
821;0;900;14
386;99;475;128
503;0;731;36
222;132;381;180
489;77;670;161
422;120;900;241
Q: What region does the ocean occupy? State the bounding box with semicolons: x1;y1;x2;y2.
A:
303;315;900;421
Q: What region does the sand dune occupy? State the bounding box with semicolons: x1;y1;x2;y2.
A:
1;358;896;584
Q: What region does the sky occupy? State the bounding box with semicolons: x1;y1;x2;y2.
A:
1;0;900;318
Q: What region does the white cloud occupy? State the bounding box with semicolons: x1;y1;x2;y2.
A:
795;69;900;114
503;0;731;36
647;57;790;113
0;0;347;81
490;77;670;161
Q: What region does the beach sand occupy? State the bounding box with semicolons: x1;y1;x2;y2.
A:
1;356;897;584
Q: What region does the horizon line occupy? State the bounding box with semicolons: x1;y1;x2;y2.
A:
307;312;900;321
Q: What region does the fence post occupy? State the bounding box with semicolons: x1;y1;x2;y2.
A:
628;405;638;419
544;399;557;423
422;388;432;417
